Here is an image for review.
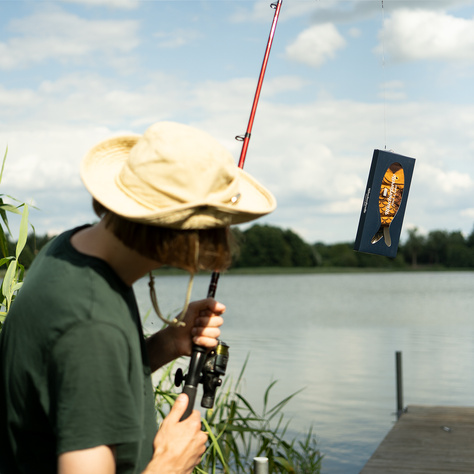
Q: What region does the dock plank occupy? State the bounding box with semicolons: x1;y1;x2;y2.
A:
361;405;474;473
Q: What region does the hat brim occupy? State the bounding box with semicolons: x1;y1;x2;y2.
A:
81;134;276;229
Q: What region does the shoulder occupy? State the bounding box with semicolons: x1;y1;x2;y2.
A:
7;228;138;347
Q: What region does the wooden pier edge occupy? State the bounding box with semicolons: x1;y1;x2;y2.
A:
360;405;474;473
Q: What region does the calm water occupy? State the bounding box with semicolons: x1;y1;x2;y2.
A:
135;271;474;473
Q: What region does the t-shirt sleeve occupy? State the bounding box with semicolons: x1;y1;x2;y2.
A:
49;321;144;455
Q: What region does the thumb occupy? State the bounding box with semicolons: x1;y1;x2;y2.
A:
167;393;190;422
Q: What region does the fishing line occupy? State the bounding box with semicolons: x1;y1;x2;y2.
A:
381;0;387;150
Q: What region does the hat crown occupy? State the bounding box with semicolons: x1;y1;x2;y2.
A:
116;122;239;210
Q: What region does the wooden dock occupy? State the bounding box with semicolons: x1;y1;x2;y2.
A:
361;405;474;473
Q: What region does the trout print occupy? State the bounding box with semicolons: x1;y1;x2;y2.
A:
371;162;404;247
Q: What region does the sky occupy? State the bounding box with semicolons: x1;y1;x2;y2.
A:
1;0;474;245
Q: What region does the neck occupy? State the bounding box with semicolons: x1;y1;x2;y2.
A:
70;221;159;286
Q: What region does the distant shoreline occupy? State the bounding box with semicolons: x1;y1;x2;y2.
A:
3;266;473;280
152;266;474;276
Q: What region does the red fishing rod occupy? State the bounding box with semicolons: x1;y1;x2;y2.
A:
177;0;283;421
236;0;283;169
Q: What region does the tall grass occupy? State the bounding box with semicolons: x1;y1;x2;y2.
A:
154;357;323;473
0;148;32;328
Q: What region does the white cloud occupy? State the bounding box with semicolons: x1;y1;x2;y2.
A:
416;164;473;195
348;27;361;39
380;9;474;63
461;208;474;219
1;0;473;246
61;0;139;8
379;80;407;101
286;23;346;68
276;0;473;25
154;29;202;49
0;72;190;132
231;1;321;23
255;75;310;97
2;69;474;243
0;10;139;70
1;127;111;193
325;197;364;216
2;86;474;243
0;86;40;111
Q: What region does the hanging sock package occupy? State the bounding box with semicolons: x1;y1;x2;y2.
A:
354;149;416;258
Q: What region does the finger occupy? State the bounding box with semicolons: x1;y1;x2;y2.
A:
194;315;224;329
197;432;208;455
166;393;189;423
192;335;220;349
192;324;221;336
199;298;226;315
192;324;221;345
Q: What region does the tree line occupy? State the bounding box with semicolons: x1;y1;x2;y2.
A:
9;224;474;270
233;224;474;269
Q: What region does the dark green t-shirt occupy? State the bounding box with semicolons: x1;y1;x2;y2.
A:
0;227;157;473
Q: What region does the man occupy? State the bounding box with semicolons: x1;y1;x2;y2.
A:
0;121;276;473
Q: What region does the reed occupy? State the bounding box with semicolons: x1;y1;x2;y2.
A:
0;148;31;328
153;356;323;473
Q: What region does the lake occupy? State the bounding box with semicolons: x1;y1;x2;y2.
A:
134;271;474;473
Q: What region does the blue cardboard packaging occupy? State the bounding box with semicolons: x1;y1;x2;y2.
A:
354;149;415;258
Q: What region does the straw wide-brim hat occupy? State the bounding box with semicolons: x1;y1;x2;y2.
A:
81;121;276;229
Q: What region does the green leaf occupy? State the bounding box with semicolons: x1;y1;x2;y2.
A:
265;390;303;422
1;259;17;311
0;146;7;185
263;380;278;413
0;226;9;259
274;456;295;472
16;204;29;259
12;282;23;293
0;197;13;240
0;256;14;268
202;417;228;470
234;393;258;418
0;203;22;215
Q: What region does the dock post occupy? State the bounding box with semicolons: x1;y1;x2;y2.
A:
254;457;269;474
396;351;403;419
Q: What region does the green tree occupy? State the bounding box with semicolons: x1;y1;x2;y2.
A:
445;231;474;267
467;225;474;248
237;225;292;267
426;230;449;265
313;242;357;267
329;243;358;267
282;229;317;267
402;227;425;267
355;250;406;268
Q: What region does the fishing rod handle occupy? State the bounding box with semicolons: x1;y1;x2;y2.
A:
180;273;221;421
180;344;207;421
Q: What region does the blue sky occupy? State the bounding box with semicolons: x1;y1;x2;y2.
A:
1;0;474;244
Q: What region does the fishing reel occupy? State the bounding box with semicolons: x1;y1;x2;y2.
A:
175;341;229;416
